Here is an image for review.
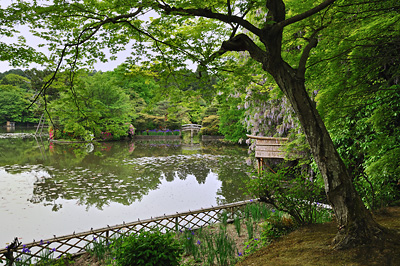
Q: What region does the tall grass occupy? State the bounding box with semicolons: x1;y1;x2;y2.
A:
85;236;113;262
178;226;238;266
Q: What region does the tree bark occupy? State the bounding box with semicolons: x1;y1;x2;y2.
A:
268;59;385;249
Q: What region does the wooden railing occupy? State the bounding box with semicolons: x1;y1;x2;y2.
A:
181;124;202;131
0;200;255;264
181;124;202;139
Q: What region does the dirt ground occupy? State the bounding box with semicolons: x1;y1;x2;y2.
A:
236;206;400;266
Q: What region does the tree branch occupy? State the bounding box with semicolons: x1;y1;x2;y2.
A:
297;38;318;79
157;3;262;37
297;27;326;78
277;0;336;28
120;19;200;63
266;0;286;23
221;33;268;65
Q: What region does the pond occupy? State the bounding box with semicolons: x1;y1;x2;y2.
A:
0;128;252;246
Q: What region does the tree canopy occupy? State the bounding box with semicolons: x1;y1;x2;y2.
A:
2;0;400;249
0;2;45;67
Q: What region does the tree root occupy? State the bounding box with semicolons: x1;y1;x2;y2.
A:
332;221;395;250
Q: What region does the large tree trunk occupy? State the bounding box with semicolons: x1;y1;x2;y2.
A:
165;0;392;249
270;61;385;249
219;27;386;249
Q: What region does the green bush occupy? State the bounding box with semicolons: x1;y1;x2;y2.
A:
246;165;331;225
165;117;181;130
261;213;296;241
133;113;181;131
112;229;183;266
200;115;220;136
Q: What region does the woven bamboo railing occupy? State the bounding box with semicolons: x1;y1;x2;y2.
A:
0;199;255;264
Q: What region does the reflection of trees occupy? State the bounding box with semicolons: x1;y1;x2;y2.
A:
2;138;251;210
30;167;161;210
0;138;48;169
215;155;252;205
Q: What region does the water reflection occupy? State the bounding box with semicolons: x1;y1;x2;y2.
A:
0;137;251;211
0;133;253;245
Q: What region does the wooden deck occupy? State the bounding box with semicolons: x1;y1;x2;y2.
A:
247;135;288;159
247;135;288;172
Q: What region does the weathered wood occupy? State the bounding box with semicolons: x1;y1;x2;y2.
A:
181;124;202;131
256;145;282;152
255;151;285;159
247;135;287;159
247;134;288;173
256;139;287;145
246;135;288;141
181;124;202;139
6;121;15;127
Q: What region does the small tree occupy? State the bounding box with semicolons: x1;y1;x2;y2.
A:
50;71;133;140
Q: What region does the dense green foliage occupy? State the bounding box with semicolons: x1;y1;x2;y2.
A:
247;166;331;225
217;92;247;142
200;115;220;136
307;1;400;208
49;71;133;140
112;229;183;266
0;72;39;124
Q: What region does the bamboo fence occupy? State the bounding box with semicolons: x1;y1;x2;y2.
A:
0;199;256;264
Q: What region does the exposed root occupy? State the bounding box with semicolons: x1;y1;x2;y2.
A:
332;221;391;250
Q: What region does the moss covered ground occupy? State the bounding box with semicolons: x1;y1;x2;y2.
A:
236;207;400;266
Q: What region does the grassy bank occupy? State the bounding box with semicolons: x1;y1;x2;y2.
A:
6;205;399;265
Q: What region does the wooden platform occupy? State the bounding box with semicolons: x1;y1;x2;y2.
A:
247;135;288;159
247;135;288;173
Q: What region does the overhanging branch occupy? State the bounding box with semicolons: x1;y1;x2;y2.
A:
277;0;336;28
157;3;262;37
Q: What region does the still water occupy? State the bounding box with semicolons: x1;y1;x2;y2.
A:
0;129;251;246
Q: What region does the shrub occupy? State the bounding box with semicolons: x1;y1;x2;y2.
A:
200;115;220;136
133;113;182;131
166;117;181;130
112;229;183;266
246;165;331;225
261;213;296;241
